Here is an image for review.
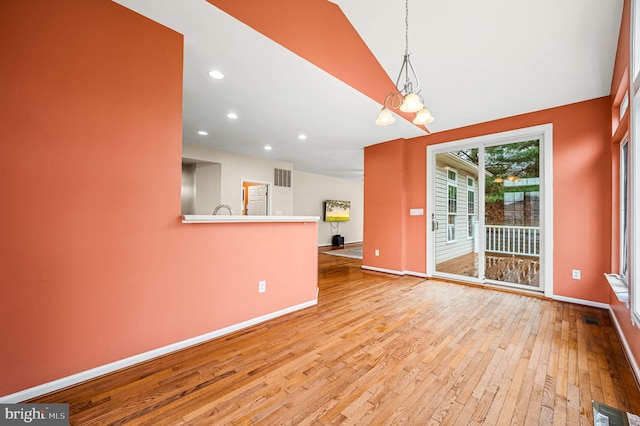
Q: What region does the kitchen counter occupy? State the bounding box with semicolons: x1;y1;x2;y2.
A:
181;215;321;224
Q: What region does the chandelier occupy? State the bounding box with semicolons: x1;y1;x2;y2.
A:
376;0;434;126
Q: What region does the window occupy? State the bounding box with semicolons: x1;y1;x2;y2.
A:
621;140;629;282
447;169;457;242
467;176;475;239
503;192;525;226
621;92;629;121
631;0;640;323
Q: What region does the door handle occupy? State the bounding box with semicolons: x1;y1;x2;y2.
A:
431;213;439;231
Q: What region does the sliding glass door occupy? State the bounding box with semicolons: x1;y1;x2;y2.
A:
433;151;480;280
428;126;549;293
483;140;540;288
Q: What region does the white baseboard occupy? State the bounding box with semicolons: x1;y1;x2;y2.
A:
360;266;427;278
403;270;428;278
361;265;404;275
551;295;609;309
0;299;318;403
608;306;640;392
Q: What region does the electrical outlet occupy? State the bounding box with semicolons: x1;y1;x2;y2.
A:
572;270;581;280
259;280;266;293
375;249;380;256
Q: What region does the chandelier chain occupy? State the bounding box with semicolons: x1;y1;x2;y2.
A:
375;0;434;127
404;0;409;56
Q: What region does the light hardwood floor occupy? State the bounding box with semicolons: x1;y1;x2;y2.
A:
30;253;640;424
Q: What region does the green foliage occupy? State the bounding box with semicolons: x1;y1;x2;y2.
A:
456;140;540;201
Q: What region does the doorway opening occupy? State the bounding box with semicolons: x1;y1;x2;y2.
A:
242;181;270;216
426;124;553;296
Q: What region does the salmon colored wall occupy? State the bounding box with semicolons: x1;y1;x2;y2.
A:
0;0;317;397
608;0;640;376
363;140;405;271
365;97;612;305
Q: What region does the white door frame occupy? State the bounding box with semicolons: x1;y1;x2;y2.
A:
241;179;272;216
426;124;554;298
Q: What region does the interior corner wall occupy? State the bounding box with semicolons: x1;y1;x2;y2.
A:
292;170;364;246
363;140;405;272
0;0;318;398
364;98;612;304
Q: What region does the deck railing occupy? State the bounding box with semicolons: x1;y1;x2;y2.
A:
485;225;540;257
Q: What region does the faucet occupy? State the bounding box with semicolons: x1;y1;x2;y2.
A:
213;204;233;215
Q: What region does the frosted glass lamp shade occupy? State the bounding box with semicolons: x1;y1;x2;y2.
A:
375;107;396;125
413;107;434;125
399;92;423;113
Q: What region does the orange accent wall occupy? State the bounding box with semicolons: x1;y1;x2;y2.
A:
0;0;318;397
365;97;612;305
363;140;405;271
608;0;640;376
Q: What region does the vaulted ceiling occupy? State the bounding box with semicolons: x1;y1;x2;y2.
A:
113;0;623;180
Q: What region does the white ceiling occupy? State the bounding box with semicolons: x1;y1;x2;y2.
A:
113;0;623;180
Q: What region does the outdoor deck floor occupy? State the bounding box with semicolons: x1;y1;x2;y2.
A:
437;252;540;287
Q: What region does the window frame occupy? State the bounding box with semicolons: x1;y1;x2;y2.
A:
621;139;629;284
467;176;476;239
631;0;640;324
446;168;458;243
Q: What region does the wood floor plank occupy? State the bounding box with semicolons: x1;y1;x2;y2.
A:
26;253;640;424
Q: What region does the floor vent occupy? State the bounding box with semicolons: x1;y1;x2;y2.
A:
583;315;601;326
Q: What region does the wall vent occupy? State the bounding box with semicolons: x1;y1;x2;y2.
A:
274;168;292;187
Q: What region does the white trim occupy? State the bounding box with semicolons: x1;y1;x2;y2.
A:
609;306;640;391
631;0;640;327
360;266;427;278
540;124;554;297
182;215;320;223
241;179;272;216
551;295;609;310
466;175;476;240
403;270;428;278
632;86;640;326
0;299;317;403
633;0;640;83
426;124;553;296
620;139;630;284
361;265;404;275
446;168;458;243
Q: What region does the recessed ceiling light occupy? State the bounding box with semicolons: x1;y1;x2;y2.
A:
198;130;208;136
227;112;238;119
208;70;224;80
298;134;307;140
264;145;272;151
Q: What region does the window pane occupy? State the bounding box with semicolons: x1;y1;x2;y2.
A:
635;0;640;80
621;141;629;280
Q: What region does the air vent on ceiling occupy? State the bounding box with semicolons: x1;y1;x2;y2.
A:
274;168;291;188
